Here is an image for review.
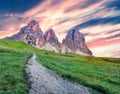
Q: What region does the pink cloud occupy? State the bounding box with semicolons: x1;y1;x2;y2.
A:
0;0;119;57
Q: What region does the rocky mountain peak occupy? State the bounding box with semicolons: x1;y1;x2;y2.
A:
44;28;56;41
62;29;92;56
68;29;84;41
27;20;41;31
5;20;92;56
44;28;60;47
5;20;44;46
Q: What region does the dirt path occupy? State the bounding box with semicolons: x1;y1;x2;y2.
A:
25;54;91;94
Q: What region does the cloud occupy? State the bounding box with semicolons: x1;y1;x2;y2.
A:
73;16;120;30
91;44;120;58
79;24;120;57
87;35;120;48
106;29;120;34
111;50;120;58
0;0;43;13
105;0;120;10
64;0;101;12
0;0;120;57
0;14;25;31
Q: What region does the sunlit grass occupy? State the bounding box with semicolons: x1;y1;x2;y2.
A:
0;50;30;94
37;49;120;94
0;39;120;94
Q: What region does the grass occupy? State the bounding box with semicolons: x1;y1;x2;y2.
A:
36;53;120;94
0;50;30;94
0;39;120;94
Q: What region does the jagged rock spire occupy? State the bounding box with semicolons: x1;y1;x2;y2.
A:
5;20;92;56
62;29;92;56
44;28;60;46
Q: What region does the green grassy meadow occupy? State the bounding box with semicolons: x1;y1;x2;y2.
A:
0;39;120;94
0;50;29;94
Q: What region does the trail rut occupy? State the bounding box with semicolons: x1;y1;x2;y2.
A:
25;54;91;94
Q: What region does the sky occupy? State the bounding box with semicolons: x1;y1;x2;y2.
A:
0;0;120;58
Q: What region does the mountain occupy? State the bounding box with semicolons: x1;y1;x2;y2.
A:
6;20;45;47
43;28;61;52
62;29;92;56
5;20;92;56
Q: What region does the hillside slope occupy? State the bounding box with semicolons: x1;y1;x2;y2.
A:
26;54;90;94
0;39;120;94
0;48;29;94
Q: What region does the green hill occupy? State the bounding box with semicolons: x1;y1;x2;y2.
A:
0;39;120;94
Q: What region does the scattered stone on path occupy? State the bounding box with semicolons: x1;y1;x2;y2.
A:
25;54;91;94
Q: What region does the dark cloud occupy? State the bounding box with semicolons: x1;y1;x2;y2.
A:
73;16;120;30
57;18;70;24
88;33;120;44
0;25;4;31
83;33;90;36
106;33;120;39
0;16;25;31
65;0;100;12
83;32;99;37
79;0;100;8
17;17;23;21
0;15;9;20
106;29;120;34
49;0;61;6
0;0;43;13
105;0;120;10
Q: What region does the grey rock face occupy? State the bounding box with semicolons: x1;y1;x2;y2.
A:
6;20;45;47
5;20;92;56
62;29;92;56
43;28;61;52
44;28;60;48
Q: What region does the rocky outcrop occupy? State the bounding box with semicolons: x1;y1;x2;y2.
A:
44;29;59;45
5;20;92;56
62;29;92;56
44;29;60;47
6;20;44;47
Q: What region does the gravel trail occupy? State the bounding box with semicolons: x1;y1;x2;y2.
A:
25;54;91;94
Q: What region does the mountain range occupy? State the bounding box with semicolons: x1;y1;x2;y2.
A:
5;20;92;56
